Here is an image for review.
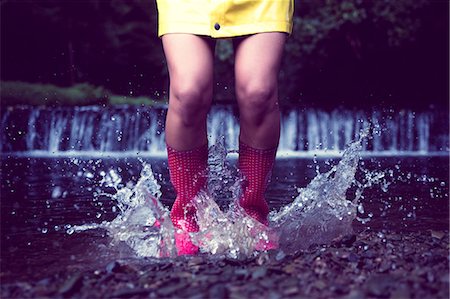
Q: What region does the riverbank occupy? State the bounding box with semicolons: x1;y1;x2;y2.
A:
1;229;448;299
0;81;162;107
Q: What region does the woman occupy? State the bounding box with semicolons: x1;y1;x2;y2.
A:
156;0;294;255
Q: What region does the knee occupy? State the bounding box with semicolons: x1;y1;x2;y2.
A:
171;83;212;126
237;82;278;119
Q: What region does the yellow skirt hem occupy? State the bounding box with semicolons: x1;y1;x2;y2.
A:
158;22;293;39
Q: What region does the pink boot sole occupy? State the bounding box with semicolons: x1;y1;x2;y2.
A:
174;230;199;255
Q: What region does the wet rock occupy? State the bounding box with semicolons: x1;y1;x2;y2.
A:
313;280;326;290
282;264;296;274
390;234;401;241
256;252;270;265
333;283;350;294
344;289;365;299
274;250;286;262
2;230;449;299
259;278;276;289
431;230;446;240
157;282;188;297
208;284;228;298
106;261;121;273
224;257;243;266
361;249;376;259
187;256;205;267
340;234;357;247
58;272;83;297
234;268;250;279
389;284;411;299
347;252;359;263
364;274;394;297
378;260;391;272
267;291;282;299
283;286;300;296
157;262;173;271
112;287;150;298
251;267;267;280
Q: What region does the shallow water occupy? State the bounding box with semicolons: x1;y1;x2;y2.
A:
1;148;448;282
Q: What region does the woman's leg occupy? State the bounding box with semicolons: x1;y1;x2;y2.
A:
162;34;215;254
163;34;215;150
234;32;287;224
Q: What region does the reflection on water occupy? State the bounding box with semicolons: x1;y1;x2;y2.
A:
1;144;448;281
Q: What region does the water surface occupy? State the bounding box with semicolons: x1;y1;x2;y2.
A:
1;154;448;282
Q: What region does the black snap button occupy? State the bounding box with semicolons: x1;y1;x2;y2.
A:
214;23;220;30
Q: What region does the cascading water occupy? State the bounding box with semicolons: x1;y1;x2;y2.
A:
72;132;376;258
1;105;448;155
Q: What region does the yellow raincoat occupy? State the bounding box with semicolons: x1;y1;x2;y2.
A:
156;0;294;38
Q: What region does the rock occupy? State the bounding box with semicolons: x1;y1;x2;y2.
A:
361;249;376;259
364;274;394;297
283;286;299;296
313;280;326;290
344;289;365;299
389;234;401;241
340;234;357;247
106;261;121;273
347;252;359;263
259;278;276;289
431;230;446;240
389;284;411;299
251;267;267;280
275;250;286;262
188;256;205;267
3;230;449;299
267;291;282;299
111;288;150;298
256;252;270;265
208;284;228;299
234;268;250;279
157;262;173;271
378;260;391;272
58;272;83;297
157;282;188;297
282;264;296;274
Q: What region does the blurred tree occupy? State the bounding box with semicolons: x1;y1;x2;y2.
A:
1;0;447;108
1;0;165;98
279;0;431;107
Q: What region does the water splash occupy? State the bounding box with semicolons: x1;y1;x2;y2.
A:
270;138;362;254
73;133;373;258
74;163;176;257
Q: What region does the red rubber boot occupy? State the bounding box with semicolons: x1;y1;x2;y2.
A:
167;144;208;255
238;141;277;226
238;141;278;250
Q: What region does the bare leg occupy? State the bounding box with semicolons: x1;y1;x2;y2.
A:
234;32;286;149
162;34;215;150
234;33;287;226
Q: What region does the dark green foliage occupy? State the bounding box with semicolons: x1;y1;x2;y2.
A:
0;81;109;106
1;0;447;108
0;81;162;106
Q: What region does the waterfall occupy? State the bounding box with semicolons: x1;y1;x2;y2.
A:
0;105;448;156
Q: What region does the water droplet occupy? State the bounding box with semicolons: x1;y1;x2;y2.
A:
357;204;365;214
51;186;62;199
